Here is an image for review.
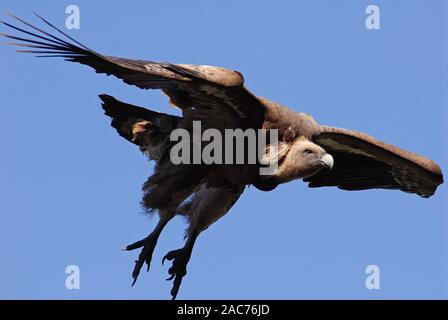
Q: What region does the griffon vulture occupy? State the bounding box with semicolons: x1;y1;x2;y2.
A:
2;14;444;299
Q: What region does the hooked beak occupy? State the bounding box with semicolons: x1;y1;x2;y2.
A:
320;153;334;170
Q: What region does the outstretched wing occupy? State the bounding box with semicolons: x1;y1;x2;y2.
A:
304;126;444;198
1;13;265;130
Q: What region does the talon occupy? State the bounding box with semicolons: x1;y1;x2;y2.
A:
171;276;183;300
125;238;147;251
166;274;175;281
162;248;191;300
162;251;176;265
128;234;159;286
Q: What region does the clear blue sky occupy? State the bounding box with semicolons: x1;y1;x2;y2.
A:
1;0;447;299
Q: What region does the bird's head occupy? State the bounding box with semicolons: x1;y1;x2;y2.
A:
274;137;334;183
253;137;333;191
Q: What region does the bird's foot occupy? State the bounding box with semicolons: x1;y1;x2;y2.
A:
162;248;191;300
125;234;158;286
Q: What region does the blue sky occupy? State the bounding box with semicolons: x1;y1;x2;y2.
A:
1;0;447;299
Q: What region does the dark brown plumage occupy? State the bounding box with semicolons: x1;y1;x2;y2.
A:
2;13;443;299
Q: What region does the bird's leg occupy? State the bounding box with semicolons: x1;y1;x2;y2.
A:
162;229;199;300
125;211;174;286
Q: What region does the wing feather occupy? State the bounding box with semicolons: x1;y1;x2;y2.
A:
304;126;443;198
1;13;265;130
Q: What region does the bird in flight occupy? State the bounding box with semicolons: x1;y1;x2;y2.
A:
2;13;444;299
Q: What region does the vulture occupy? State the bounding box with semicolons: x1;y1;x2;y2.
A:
2;13;444;299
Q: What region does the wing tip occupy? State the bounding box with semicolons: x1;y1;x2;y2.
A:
98;93;114;102
99;94;119;114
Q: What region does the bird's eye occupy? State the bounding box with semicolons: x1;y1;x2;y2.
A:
303;149;313;155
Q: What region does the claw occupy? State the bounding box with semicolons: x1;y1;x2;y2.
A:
162;248;191;300
162;251;175;265
166;274;175;281
123;218;172;289
125;238;147;251
127;235;158;286
171;275;184;300
166;265;176;280
131;257;145;285
162;249;181;265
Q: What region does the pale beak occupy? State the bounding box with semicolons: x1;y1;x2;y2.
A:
320;153;334;170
